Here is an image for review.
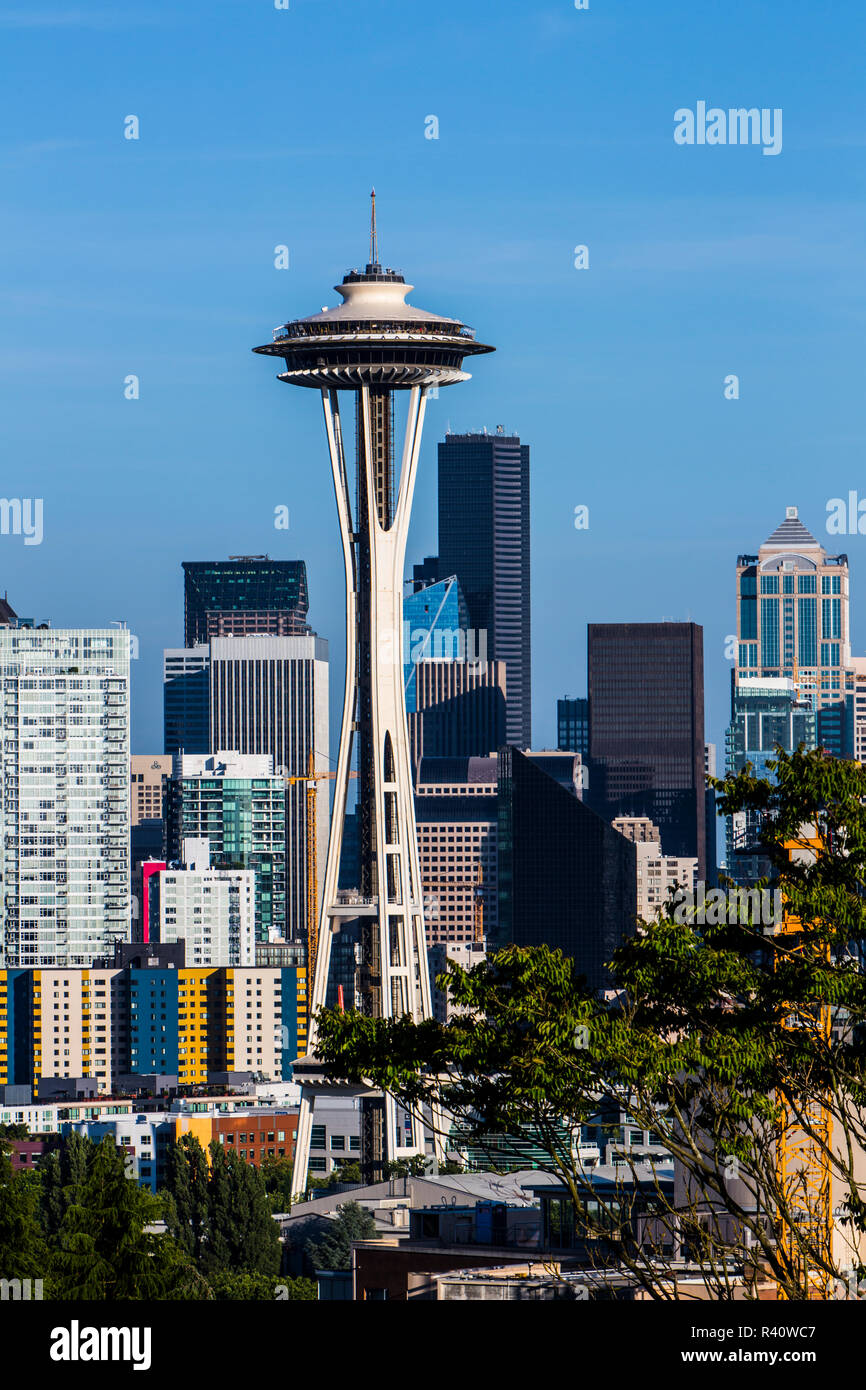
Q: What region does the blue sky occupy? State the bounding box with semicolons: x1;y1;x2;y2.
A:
1;0;864;776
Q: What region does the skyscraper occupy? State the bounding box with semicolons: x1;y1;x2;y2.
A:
435;430;532;747
163;646;209;756
0;624;131;968
587;622;707;876
496;748;637;991
254;196;493;1187
557;697;589;758
183;557;309;645
725;675;816;883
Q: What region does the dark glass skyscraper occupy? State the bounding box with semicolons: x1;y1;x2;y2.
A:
435;431;531;748
557;697;589;757
496;748;636;991
183;557;309;646
587;622;707;876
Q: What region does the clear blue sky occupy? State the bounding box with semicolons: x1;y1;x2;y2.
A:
1;0;864;772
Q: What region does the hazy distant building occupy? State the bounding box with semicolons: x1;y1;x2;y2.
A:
588;622;706;876
183;558;309;645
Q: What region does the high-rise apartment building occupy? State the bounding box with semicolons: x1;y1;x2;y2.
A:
162;637;329;937
0;626;131;968
433;430;531;747
165;753;287;943
183;558;309;645
153;839;256;967
587;622;706;876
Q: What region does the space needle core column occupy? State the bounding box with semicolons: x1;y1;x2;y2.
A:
254;195;494;1190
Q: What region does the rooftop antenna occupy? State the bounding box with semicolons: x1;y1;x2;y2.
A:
369;187;379;268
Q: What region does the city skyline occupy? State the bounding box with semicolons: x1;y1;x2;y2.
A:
2;1;864;779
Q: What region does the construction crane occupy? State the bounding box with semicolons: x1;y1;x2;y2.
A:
422;863;487;947
284;756;358;982
774;828;833;1299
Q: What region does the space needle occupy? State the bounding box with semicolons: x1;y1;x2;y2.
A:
254;194;494;1190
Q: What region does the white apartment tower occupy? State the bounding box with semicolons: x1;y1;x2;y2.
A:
0;626;131;967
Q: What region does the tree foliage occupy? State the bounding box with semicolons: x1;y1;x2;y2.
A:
305;1201;378;1271
315;749;866;1300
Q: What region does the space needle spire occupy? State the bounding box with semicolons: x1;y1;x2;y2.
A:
254;196;494;1193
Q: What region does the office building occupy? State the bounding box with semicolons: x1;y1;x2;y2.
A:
209;634;329;937
415;756;499;948
724;676;816;884
587;622;706;876
496;748;637;991
403;575;470;712
612;816;697;921
0;625;131;969
408;659;506;765
183;557;309;646
153;839;256;967
557;697;589;758
130;755;172;826
166;752;287;942
735;508;849;713
163;646;210;756
431;430;532;748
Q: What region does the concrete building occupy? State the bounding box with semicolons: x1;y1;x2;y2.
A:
0;625;131;968
612;816;697;921
130;755;172;828
154;838;256;967
0;961;307;1095
415;757;498;948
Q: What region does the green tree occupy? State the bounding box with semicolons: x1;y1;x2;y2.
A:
333;1160;363;1184
314;749;866;1301
260;1154;295;1212
161;1134;210;1262
203;1270;316;1300
0;1146;48;1280
161;1139;281;1276
52;1137;195;1300
305;1200;378;1271
40;1131;94;1238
